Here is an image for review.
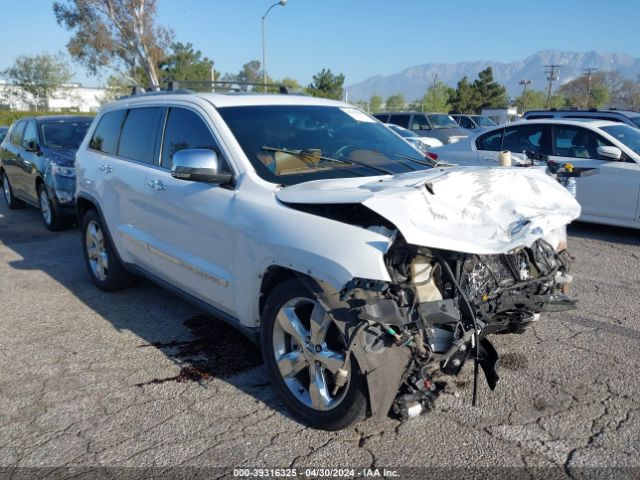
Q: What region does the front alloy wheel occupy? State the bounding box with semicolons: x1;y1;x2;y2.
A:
37;184;66;231
261;279;367;430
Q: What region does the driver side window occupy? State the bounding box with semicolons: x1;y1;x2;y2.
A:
21;121;38;150
552;126;615;161
161;107;229;172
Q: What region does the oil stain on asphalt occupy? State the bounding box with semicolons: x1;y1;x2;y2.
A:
135;314;263;386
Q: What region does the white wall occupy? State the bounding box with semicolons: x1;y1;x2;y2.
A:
0;82;106;112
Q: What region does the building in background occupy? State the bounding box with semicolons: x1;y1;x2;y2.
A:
0;81;106;112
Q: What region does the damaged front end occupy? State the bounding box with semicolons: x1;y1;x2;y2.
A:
337;233;575;420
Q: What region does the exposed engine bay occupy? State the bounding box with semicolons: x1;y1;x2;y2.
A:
334;232;575;420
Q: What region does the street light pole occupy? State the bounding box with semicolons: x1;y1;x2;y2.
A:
518;79;532;113
262;0;287;92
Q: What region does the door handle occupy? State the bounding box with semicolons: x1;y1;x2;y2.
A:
147;179;166;191
98;164;113;173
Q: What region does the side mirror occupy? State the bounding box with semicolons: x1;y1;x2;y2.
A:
596;145;622;160
25;140;39;153
171;149;233;185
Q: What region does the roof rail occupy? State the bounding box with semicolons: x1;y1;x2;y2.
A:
118;80;296;100
166;80;293;94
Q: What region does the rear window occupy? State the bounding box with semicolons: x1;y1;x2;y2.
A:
89;110;126;154
373;114;389;123
118;107;162;164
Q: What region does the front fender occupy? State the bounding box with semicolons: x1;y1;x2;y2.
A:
297;275;410;420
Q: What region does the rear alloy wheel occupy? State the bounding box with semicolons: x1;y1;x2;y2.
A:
81;209;132;291
37;184;67;231
261;279;367;430
1;171;25;209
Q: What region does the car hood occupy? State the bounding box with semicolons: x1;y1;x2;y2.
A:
275;167;581;255
41;147;76;166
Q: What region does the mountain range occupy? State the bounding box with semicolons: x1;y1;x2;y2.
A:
345;50;640;102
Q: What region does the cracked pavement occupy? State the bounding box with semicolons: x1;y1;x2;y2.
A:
0;200;639;477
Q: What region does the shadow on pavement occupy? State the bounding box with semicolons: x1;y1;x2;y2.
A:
0;202;298;424
569;221;640;246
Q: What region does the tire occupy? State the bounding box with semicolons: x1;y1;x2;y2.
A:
1;171;25;209
81;208;133;291
37;184;67;231
261;278;367;430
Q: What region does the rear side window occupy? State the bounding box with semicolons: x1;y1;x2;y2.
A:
389;114;410;129
118;107;162;164
476;129;503;151
161;108;221;169
10;121;25;146
502;124;549;155
89;110;126;154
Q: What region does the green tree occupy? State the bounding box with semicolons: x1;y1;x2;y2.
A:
558;73;610;109
306;68;345;100
473;66;508;110
369;93;383;113
3;52;73;110
448;76;478;113
421;81;453;112
513;89;567;112
53;0;173;88
385;93;406;111
158;42;214;87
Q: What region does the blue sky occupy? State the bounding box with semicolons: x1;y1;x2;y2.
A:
0;0;638;87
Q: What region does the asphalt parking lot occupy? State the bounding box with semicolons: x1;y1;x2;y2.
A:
1;200;639;478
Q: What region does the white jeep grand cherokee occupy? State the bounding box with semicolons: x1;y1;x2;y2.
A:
75;91;581;430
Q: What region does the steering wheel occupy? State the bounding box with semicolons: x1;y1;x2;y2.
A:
334;145;359;160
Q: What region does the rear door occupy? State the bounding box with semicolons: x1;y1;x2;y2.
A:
548;124;639;221
86;107;159;269
2;121;26;196
141;105;237;309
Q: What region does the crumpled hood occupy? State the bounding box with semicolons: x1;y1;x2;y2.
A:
41;147;76;166
275;167;581;255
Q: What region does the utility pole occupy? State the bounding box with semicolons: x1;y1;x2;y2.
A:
582;67;598;108
545;65;561;109
518;79;532;113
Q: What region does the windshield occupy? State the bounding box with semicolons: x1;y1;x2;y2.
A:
427;114;459;129
631;117;640;129
472;115;497;127
217;105;430;185
601;124;640;155
41;120;92;150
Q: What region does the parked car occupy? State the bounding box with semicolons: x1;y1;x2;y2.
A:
427;119;640;229
373;111;469;144
523;108;640;129
0;126;9;144
0;115;93;230
384;123;443;152
75;91;579;430
451;114;497;131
